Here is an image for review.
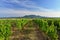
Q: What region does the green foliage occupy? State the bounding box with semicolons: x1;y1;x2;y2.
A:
34;19;58;40
48;23;58;40
0;18;60;40
58;22;60;30
0;20;11;40
54;20;59;27
16;19;29;30
0;19;29;40
47;20;52;26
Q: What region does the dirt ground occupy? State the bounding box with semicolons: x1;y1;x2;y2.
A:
9;21;51;40
58;30;60;40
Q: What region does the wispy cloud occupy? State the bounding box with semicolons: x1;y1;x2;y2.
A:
0;0;54;11
11;0;54;11
0;0;59;17
0;7;60;17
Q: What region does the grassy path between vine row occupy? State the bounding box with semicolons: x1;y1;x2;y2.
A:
9;21;51;40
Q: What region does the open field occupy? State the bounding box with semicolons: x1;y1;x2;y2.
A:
0;18;60;40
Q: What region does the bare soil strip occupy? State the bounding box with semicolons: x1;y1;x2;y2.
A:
58;31;60;40
9;21;51;40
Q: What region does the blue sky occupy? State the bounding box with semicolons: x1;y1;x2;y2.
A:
0;0;60;17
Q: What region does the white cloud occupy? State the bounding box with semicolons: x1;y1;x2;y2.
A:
1;0;54;12
12;0;54;11
0;0;59;17
0;7;60;17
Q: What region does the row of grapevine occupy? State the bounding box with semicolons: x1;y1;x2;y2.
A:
16;19;29;30
0;19;29;40
33;19;58;40
0;20;11;40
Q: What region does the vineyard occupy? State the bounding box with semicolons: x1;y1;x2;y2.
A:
0;18;60;40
